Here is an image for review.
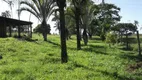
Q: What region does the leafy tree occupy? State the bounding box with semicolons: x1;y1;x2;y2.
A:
94;3;121;41
1;10;11;18
19;0;56;41
54;0;68;63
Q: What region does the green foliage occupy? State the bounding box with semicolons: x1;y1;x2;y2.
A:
88;3;121;41
1;10;11;18
19;0;55;41
106;32;118;44
33;24;51;34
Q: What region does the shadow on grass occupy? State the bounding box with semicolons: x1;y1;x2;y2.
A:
69;61;132;80
119;47;133;51
90;37;102;41
68;47;77;51
46;40;60;46
119;53;142;62
98;70;133;80
67;61;95;71
82;44;108;55
16;37;38;42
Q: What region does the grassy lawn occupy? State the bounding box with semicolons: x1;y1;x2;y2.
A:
0;34;142;80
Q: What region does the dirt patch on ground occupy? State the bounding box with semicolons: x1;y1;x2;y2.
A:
127;62;142;72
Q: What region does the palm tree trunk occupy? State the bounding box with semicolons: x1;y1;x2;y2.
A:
41;20;47;41
42;33;47;41
75;11;81;50
59;7;68;63
9;26;12;37
83;28;88;45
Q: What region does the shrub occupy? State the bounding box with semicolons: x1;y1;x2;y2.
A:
106;31;118;45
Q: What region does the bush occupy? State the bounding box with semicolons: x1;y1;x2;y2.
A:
33;24;51;34
106;32;118;45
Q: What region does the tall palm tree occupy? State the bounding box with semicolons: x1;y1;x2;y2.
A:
54;0;68;63
134;20;139;28
19;0;56;41
68;0;87;50
81;0;95;45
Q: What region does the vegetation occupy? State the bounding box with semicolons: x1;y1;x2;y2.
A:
0;34;142;80
106;31;118;46
1;10;11;18
0;0;142;79
19;0;56;41
33;24;51;34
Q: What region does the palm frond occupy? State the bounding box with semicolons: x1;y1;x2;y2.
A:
19;7;41;21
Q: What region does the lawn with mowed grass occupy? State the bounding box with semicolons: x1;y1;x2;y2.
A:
0;34;142;80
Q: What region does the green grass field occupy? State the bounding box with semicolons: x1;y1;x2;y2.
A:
0;34;142;80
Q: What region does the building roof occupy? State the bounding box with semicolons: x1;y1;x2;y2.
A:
0;16;32;26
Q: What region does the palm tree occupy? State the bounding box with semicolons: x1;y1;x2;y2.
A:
68;0;87;50
52;7;76;39
54;0;68;63
19;0;56;41
81;0;95;45
52;11;61;34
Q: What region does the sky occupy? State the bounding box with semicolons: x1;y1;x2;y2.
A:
0;0;142;33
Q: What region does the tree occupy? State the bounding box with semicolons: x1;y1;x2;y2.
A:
19;0;56;41
69;0;87;50
52;12;60;34
52;7;71;40
1;10;11;18
3;0;14;18
54;0;68;63
81;0;95;45
94;3;121;41
65;7;76;39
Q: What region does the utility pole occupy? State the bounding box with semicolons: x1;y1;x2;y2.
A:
101;0;106;40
